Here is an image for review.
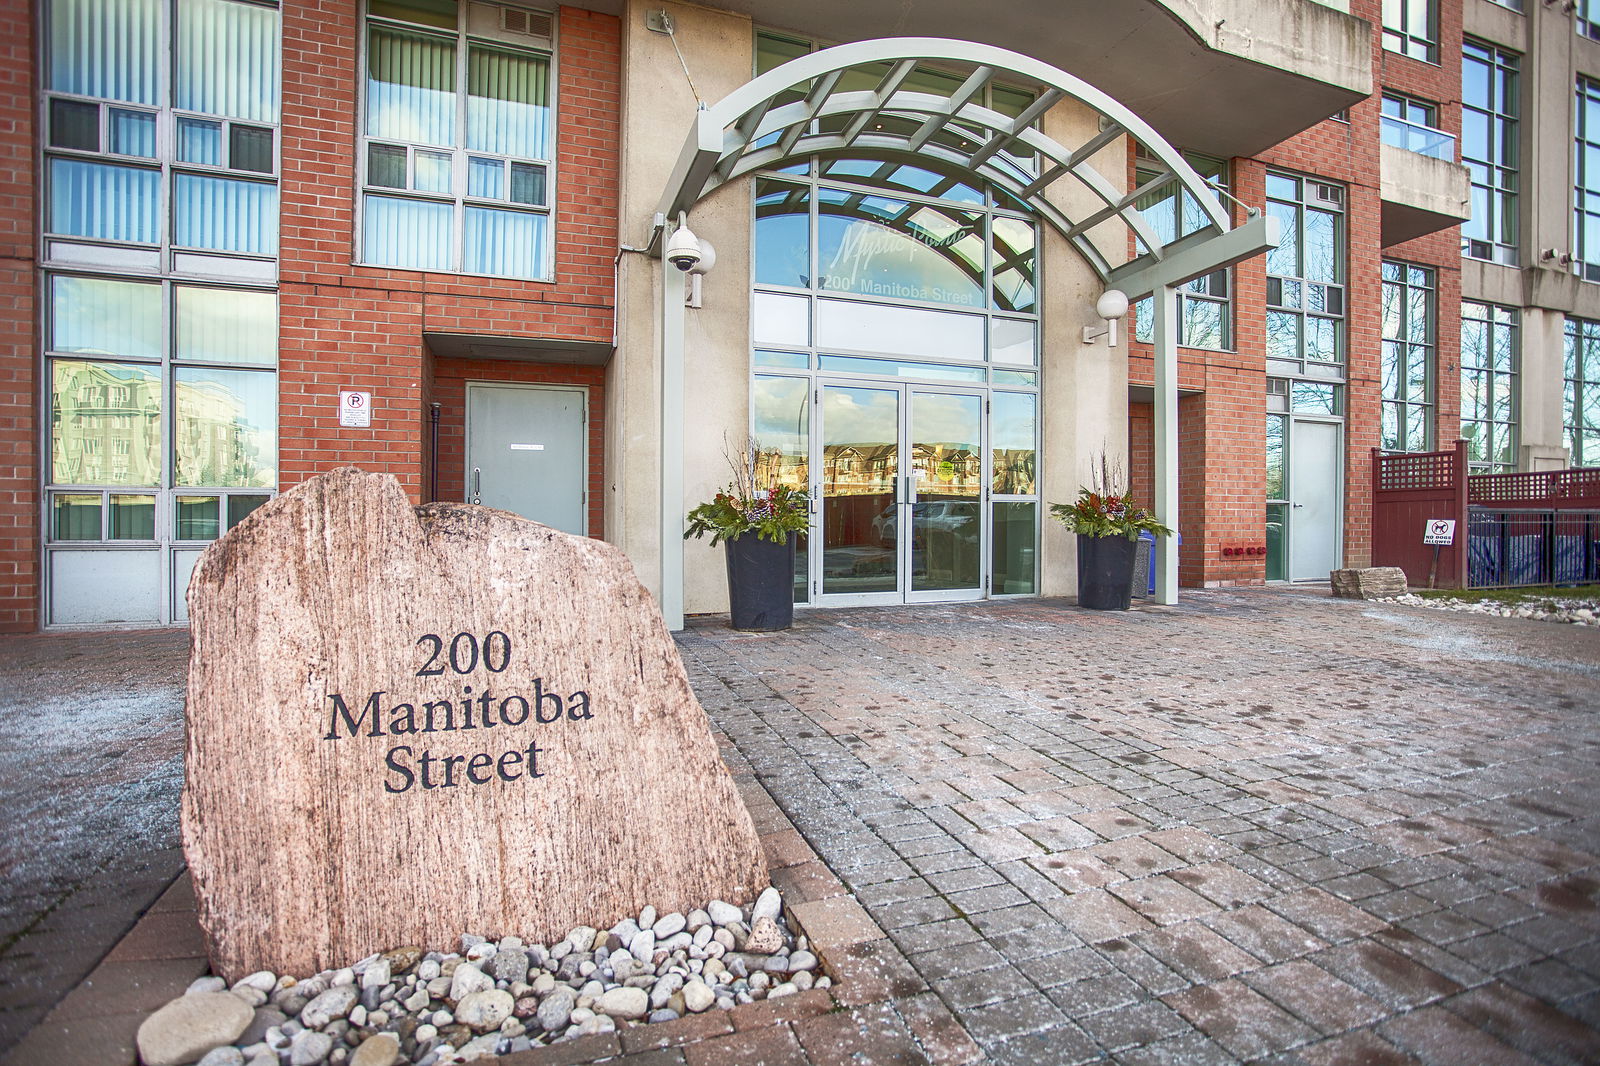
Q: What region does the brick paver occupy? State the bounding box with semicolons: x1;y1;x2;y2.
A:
678;587;1600;1064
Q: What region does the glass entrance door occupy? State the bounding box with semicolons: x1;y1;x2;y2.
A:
815;382;985;605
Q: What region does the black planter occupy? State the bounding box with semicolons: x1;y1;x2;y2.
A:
1077;533;1138;611
724;533;797;631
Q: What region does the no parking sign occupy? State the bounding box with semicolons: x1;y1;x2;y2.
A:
338;389;372;428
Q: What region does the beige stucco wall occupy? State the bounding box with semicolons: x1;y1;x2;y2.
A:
609;3;1137;612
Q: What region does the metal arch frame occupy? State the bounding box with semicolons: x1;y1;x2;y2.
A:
653;37;1280;629
654;37;1236;282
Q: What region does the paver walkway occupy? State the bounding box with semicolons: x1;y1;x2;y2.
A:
678;588;1600;1065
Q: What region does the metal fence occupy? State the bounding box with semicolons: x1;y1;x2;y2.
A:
1467;509;1600;589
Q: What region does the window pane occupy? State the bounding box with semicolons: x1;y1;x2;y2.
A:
414;150;451;193
467;46;549;159
178;117;224;165
816;189;983;308
175;495;220;540
991;318;1036;366
367;24;456;147
464;205;547;279
51;276;162;359
370;0;457;29
49;98;100;151
1265;415;1286;499
174;174;279;255
509;162;545;206
468;155;503;199
755;178;811;289
176;0;280;122
1182;297;1225;350
991;392;1036;495
177;286;277;365
754;349;808;369
51;360;162;485
1266;311;1299;360
227;493;269;528
109;108;156;157
110;493;156;539
992;217;1036;313
52;494;102;540
368;143;407;188
174;367;276;487
230;125;274;173
992;501;1036;594
49;159;159;243
49;0;159;104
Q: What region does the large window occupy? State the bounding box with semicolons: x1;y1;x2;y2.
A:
1266;172;1345;373
1461;301;1518;473
1381;93;1453;161
1132;152;1231;350
1567;317;1600;467
360;0;554;280
1380;261;1435;453
43;0;281;265
1576;79;1600;282
1581;0;1600;42
1462;41;1519;265
1383;0;1437;63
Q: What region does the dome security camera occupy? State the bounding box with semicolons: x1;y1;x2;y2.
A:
664;222;703;272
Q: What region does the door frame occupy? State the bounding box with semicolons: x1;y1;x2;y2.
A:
464;381;590;535
1285;413;1344;581
810;378;989;607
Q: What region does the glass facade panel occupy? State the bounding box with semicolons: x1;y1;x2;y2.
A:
110;109;157;157
53;494;102;540
464;205;547;280
363;194;452;271
227;493;269;528
1566;317;1600;466
110;493;157;539
49;159;160;244
50;360;162;486
991;392;1036;496
175;495;220;540
366;24;456;147
992;501;1036;594
1462;40;1518;263
51;275;162;359
817;190;985;308
174;173;279;255
179;117;224;165
752;375;810;603
1380;261;1435;452
49;0;160;104
467;45;550;159
177;287;277;365
174;367;276;488
176;0;280;122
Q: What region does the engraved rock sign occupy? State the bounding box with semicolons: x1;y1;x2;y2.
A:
182;468;767;981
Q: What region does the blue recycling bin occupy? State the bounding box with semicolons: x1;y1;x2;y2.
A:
1134;531;1180;596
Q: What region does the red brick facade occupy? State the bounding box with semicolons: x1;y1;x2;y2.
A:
0;2;34;631
1129;0;1465;588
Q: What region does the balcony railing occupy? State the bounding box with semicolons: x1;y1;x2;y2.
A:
1381;115;1455;161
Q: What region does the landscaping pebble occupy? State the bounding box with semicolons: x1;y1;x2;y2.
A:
1383;591;1600;625
138;887;813;1065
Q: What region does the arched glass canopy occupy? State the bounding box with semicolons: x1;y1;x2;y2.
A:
654;37;1273;293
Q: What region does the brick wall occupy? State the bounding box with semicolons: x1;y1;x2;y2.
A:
0;0;34;632
276;3;620;501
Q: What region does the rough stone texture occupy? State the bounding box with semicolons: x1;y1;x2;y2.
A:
182;468;766;981
135;991;252;1066
1330;566;1409;599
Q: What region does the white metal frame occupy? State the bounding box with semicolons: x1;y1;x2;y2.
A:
652;37;1279;628
464;381;589;535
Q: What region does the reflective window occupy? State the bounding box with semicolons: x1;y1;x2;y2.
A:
1383;0;1437;63
991;392;1035;496
817;189;986;308
1265;172;1345;372
361;1;553;279
1576;78;1600;282
44;0;281;259
50;361;163;486
1133;153;1232;350
1461;301;1518;473
1565;317;1600;466
1380;93;1453;161
1462;41;1518;264
1380;261;1435;452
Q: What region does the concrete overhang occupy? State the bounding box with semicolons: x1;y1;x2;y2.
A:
1379;143;1471;247
717;0;1371;158
423;332;612;366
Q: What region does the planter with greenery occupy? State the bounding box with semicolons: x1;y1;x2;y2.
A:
684;448;808;631
1050;458;1172;611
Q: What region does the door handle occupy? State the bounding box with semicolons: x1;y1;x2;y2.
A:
471;467;482;505
1291;501;1304;508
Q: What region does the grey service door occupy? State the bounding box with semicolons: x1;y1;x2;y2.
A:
465;384;587;535
1288;418;1342;581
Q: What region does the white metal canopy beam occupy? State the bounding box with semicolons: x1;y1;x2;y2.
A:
650;37;1280;628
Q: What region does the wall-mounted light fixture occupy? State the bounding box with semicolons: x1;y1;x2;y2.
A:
1081;289;1130;347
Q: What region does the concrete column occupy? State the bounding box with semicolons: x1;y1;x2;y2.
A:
1519;306;1571;470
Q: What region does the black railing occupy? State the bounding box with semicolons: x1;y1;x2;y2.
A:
1467;509;1600;588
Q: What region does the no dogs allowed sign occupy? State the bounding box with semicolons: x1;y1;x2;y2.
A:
1423;519;1456;546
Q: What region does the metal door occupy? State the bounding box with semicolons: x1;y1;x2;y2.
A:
465;384;587;535
1288;418;1342;580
